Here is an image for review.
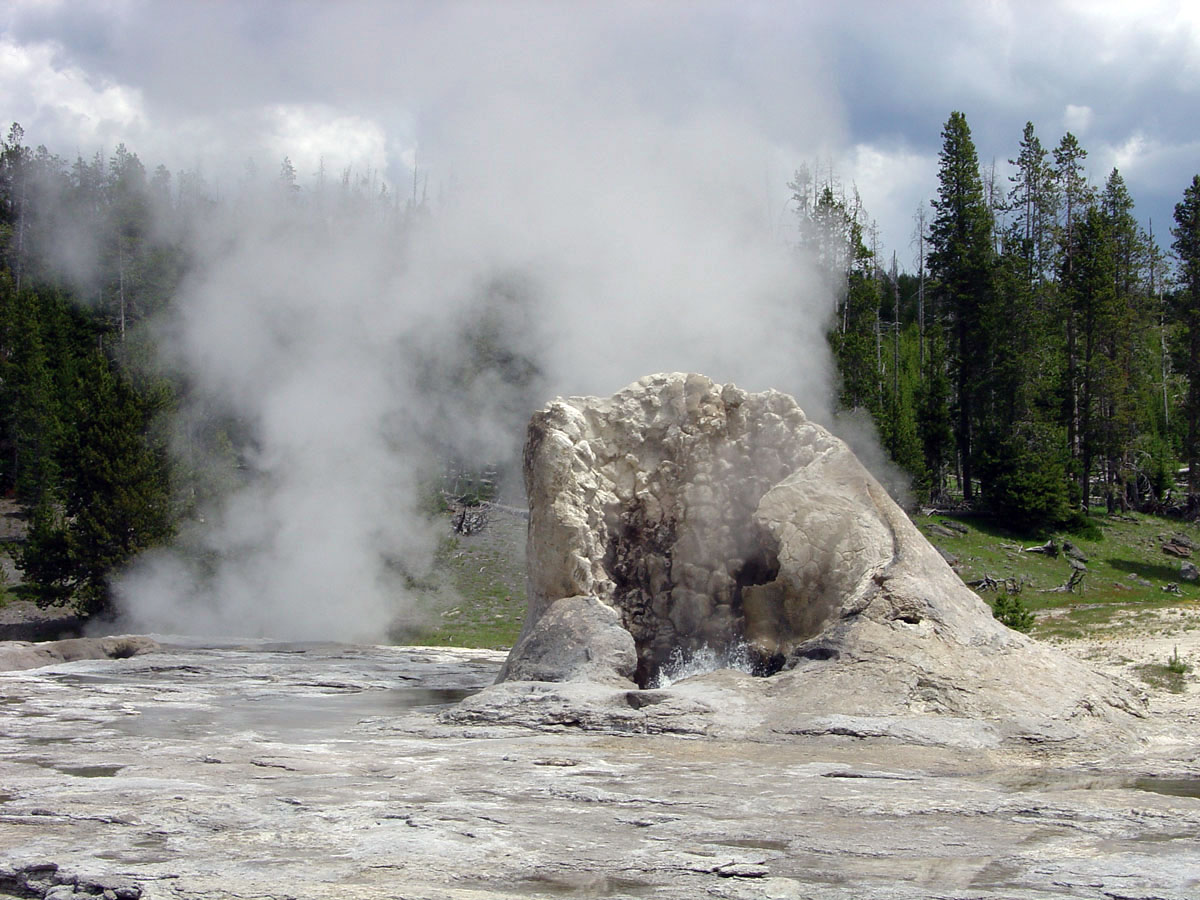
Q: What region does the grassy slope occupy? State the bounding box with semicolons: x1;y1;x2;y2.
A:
402;508;529;650
0;498;27;607
413;506;1200;655
914;512;1200;643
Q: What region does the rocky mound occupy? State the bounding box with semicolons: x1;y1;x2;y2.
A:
450;374;1144;746
0;635;161;672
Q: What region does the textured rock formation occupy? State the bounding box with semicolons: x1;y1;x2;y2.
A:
0;635;160;672
491;373;1143;739
500;595;636;684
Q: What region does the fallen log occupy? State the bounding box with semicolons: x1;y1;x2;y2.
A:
1040;567;1085;594
1024;539;1059;557
967;575;1022;594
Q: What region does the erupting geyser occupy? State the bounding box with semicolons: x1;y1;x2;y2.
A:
471;373;1145;745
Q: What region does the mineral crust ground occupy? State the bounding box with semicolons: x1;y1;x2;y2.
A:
1;639;1198;900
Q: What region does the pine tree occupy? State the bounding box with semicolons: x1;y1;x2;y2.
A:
1054;133;1097;470
927;111;995;501
0;124;33;291
19;352;173;614
1097;169;1155;507
1173;175;1200;491
1007;122;1059;291
4;289;61;502
1066;204;1119;507
1141;222;1177;504
916;324;954;500
792;178;884;416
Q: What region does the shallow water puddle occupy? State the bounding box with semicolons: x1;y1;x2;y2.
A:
11;757;124;777
711;837;790;851
111;686;478;741
1131;777;1200;799
55;764;124;778
999;771;1200;798
485;875;657;897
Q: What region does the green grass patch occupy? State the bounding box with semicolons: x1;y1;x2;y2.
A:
916;511;1200;637
1135;648;1192;694
0;543;15;608
1167;645;1191;675
402;519;528;650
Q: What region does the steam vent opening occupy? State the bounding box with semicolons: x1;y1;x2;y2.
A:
603;498;791;688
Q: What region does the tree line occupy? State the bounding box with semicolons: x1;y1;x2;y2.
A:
802;111;1200;532
0;124;415;616
0;124;187;614
3;113;1200;616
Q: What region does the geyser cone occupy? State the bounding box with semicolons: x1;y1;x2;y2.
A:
477;374;1144;745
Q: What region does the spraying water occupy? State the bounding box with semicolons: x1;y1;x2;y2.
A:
648;642;759;689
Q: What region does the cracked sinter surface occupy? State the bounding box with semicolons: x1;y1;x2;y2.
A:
1;640;1199;899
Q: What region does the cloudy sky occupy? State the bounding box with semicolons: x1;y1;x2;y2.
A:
2;0;1198;263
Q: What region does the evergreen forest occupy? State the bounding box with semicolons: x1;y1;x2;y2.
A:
3;113;1200;619
800;114;1200;533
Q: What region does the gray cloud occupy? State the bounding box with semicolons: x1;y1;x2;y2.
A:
820;1;1200;251
7;1;1197;257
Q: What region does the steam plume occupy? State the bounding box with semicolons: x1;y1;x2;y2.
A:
113;5;846;640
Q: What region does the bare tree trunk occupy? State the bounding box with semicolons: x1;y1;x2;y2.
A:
842;279;849;335
891;252;900;402
1189;322;1200;493
913;203;927;372
875;311;883;410
14;175;26;294
1151;220;1170;429
1163;304;1171;429
1063;184;1081;468
918;237;925;371
118;243;127;341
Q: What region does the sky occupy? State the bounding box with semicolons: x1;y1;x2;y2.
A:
2;0;1198;266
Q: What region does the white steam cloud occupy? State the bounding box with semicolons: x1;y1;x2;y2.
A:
112;5;846;641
